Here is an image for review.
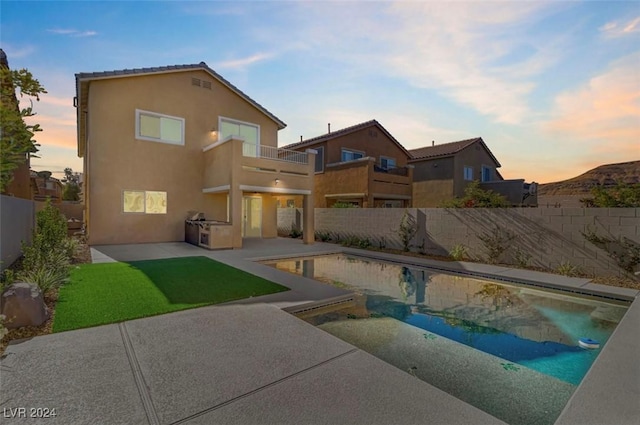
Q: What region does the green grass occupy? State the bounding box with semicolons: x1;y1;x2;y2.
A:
53;256;288;332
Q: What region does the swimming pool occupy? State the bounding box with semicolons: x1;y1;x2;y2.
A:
263;253;630;425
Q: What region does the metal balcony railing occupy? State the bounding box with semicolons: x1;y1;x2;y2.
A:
242;143;308;165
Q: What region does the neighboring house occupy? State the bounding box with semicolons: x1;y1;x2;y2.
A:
75;62;315;247
410;138;537;207
279;120;414;208
30;171;63;203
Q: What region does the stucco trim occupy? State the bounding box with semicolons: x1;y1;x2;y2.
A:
325;193;366;198
239;185;311;195
202;185;231;194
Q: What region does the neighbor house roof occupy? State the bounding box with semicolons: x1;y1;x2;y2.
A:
75;62;286;157
409;137;501;167
281;119;412;158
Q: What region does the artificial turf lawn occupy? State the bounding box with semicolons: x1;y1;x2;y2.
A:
52;256;288;332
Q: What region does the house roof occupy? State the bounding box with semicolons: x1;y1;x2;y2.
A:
408;137;501;167
281;119;412;158
75;62;286;157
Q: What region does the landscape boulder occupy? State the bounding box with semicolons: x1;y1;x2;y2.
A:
1;282;49;329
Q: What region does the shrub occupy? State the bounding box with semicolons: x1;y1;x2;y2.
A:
398;210;418;252
477;226;516;264
582;228;640;275
556;261;580;277
332;201;357;208
449;244;467;261
315;232;331;242
34;199;68;253
0;314;8;340
513;247;532;268
580;183;640;208
18;249;70;294
441;181;509;208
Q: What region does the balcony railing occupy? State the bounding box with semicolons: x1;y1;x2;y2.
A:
242;142;308;165
373;164;409;176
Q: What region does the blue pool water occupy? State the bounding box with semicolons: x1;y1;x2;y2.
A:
265;254;628;386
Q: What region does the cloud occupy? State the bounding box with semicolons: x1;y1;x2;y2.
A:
1;44;36;59
600;16;640;37
214;53;274;70
544;52;640;160
282;1;563;125
47;28;97;37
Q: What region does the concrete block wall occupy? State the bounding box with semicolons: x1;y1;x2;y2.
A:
277;207;640;278
1;195;35;270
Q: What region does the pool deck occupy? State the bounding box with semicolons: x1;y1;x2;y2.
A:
2;239;638;425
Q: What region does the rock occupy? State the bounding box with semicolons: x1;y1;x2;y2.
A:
0;282;50;329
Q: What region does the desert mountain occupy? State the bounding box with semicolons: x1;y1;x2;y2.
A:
538;161;640;196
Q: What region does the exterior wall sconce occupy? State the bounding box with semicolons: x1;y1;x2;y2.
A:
275;178;280;185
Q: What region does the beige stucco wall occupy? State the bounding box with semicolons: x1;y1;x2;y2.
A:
84;70;283;245
412;180;454;207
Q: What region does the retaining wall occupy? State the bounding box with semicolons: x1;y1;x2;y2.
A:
278;207;640;278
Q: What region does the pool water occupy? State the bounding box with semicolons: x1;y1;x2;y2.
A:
264;254;629;425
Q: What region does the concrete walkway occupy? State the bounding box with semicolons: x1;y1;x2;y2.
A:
2;239;638;424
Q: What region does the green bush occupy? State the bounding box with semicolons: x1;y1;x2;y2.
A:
449;244;467;261
441;181;509;208
398;210;418;252
34;199;68;253
332;201;357;208
18;249;70;293
556;261;580;277
581;183;640;208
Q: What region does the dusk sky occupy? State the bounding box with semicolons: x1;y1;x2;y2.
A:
2;1;638;183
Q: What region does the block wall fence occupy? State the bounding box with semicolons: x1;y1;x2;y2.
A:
277;207;640;278
1;195;35;270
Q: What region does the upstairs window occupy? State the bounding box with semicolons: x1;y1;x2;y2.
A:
341;148;364;162
136;110;184;145
464;166;474;181
315;147;324;173
380;156;396;170
481;165;492;182
219;117;260;157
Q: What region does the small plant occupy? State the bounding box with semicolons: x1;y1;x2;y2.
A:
1;268;15;293
0;314;8;340
378;236;387;249
357;238;372;249
18;250;70;294
449;244;467;261
477;226;516;264
513;247;532;268
556;261;580;277
315;232;331;242
332;201;357;208
397;210;418;252
289;223;302;239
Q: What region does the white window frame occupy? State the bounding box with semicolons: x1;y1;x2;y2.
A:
314;146;325;173
219;116;260;149
464;166;474;181
481;165;492;182
123;190;167;214
135;109;185;146
380;156;396;170
341;148;365;162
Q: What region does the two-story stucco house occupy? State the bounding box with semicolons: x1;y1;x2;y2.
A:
410;137;537;207
279;120;414;208
75;62;315;248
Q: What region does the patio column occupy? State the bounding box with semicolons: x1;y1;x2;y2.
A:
302;192;314;245
230;138;243;248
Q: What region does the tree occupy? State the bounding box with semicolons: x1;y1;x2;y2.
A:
441;180;509;208
0;50;47;192
62;167;81;201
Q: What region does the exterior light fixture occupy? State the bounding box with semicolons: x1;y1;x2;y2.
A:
275;178;280;185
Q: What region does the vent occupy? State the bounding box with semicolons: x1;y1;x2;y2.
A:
202;81;212;89
191;78;201;87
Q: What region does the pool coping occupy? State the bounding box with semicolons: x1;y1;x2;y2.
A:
254;246;640;425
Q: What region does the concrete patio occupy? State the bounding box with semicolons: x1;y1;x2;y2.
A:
1;238;638;425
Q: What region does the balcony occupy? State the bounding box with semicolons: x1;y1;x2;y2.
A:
202;137;314;192
242;143;309;165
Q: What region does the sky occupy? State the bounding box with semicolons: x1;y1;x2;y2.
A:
1;0;638;184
